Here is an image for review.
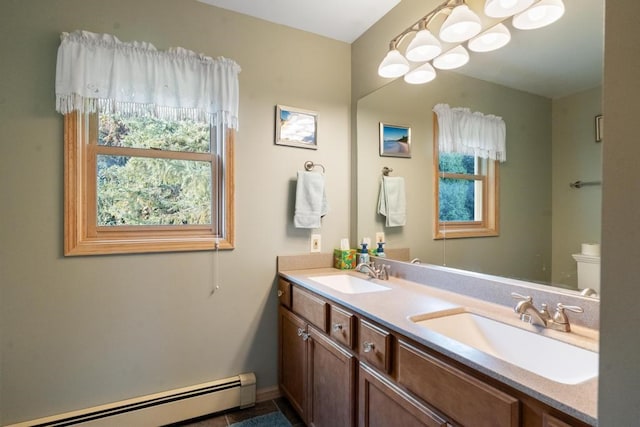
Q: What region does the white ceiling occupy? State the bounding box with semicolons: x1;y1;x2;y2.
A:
197;0;604;99
196;0;400;43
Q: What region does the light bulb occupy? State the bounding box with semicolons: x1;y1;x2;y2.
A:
406;29;442;62
433;46;470;70
499;0;517;8
468;23;511;52
513;0;565;30
378;49;410;78
404;63;437;84
439;5;482;43
484;0;535;18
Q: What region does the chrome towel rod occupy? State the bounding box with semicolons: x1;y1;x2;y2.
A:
570;180;601;189
304;160;325;173
382;166;393;176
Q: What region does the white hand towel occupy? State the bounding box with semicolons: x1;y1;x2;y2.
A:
294;171;329;229
377;176;406;227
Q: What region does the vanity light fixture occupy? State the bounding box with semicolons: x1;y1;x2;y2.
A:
377;0;565;84
404;62;437;84
433;45;470;70
484;0;535;18
439;4;482;43
468;23;511;52
512;0;565;30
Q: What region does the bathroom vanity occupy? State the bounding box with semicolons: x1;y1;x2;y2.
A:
277;255;598;427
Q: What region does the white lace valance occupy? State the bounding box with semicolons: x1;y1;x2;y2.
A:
433;103;506;162
55;30;241;129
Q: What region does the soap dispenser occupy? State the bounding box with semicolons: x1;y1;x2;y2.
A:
358;242;370;265
376;241;386;258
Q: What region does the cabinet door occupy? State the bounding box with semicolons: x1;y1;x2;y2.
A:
279;306;308;420
359;363;449;427
308;325;357;427
397;341;519;427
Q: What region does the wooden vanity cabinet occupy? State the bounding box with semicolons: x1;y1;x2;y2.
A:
307;325;356;427
397;340;519;427
278;278;592;427
359;319;392;374
359;363;449;427
278;287;356;427
278;306;308;419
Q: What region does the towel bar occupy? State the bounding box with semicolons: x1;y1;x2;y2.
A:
304;161;325;173
570;180;601;189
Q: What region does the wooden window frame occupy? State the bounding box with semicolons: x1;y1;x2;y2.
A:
433;113;499;239
64;112;235;256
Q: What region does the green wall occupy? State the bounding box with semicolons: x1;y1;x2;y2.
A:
0;0;351;423
2;0;640;425
551;87;603;286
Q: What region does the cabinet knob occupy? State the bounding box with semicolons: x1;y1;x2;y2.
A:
277;290;284;297
363;341;375;353
297;327;310;341
332;323;343;332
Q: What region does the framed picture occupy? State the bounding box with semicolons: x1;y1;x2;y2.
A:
595;114;603;143
275;105;318;149
379;122;411;158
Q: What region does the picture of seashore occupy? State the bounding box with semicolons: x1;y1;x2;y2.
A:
380;123;411;157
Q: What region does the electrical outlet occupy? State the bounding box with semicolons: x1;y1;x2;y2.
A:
376;232;385;244
310;234;322;253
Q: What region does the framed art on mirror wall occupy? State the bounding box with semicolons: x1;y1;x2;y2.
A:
379;122;411;158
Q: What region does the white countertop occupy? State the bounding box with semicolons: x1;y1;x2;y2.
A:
279;267;598;426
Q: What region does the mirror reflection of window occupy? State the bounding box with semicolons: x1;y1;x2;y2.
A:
438;153;484;222
433;112;500;240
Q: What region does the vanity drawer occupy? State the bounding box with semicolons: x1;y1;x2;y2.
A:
277;278;292;308
292;286;328;332
359;319;391;373
330;305;355;348
397;340;519;427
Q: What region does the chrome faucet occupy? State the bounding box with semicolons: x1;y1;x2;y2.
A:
511;293;584;332
512;293;548;327
355;262;391;280
377;264;390;280
580;288;599;298
356;262;379;279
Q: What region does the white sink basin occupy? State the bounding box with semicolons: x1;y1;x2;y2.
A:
411;311;598;385
309;274;391;294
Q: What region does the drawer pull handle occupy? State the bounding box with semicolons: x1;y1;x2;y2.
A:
277;290;284;297
297;327;310;341
363;341;375;353
332;323;343;332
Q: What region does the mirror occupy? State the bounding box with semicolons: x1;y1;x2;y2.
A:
356;0;604;295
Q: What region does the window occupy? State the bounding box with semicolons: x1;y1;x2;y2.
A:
433;110;500;239
55;31;240;255
64;112;234;255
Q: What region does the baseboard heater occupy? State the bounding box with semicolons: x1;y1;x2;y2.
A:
7;372;256;427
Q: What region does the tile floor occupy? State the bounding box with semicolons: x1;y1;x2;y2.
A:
170;397;304;427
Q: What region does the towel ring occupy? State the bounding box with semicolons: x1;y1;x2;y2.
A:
382;167;393;176
304;161;326;173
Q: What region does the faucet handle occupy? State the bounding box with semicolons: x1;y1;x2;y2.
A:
553;303;584;326
557;303;584;313
511;292;532;302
